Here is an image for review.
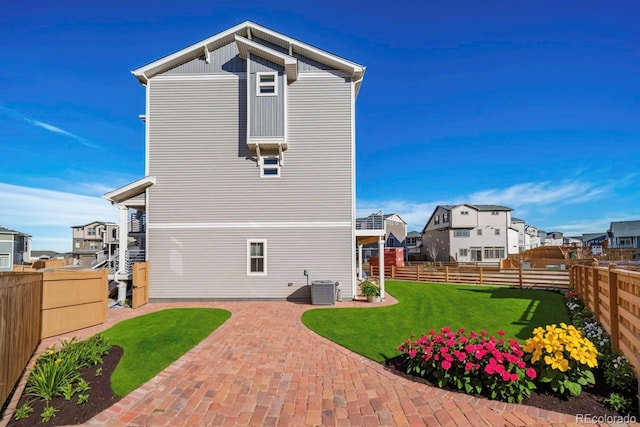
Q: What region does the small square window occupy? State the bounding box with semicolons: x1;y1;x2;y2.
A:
0;254;10;269
495;228;501;236
257;72;277;96
477;229;483;236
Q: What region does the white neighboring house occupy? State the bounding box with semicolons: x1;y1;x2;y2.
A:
421;204;513;264
510;217;526;253
525;225;541;249
544;232;564;246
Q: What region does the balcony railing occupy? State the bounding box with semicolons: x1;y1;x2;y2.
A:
112;249;145;274
130;212;146;233
356;211;385;230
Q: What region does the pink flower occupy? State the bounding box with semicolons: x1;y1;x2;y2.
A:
497;330;505;336
428;329;436;335
409;349;417;358
485;363;496;375
465;362;474;371
441;326;451;334
509;373;518;382
517;361;525;369
442;360;452;371
495;364;506;375
445;339;456;346
525;368;537;379
501;372;511;381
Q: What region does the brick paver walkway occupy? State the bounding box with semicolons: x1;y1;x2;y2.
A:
3;298;619;426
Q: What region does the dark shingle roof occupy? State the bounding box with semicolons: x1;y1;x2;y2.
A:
609;220;640;237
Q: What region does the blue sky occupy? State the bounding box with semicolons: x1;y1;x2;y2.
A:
1;0;638;252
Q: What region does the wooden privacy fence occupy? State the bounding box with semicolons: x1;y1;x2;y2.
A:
132;261;150;309
572;265;640;374
41;269;108;339
0;272;42;409
371;264;571;289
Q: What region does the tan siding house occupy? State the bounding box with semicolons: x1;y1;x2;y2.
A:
105;21;365;301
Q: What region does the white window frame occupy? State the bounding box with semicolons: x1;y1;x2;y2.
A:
260;156;280;178
454;229;470;237
0;253;10;269
247;239;267;276
495;228;501;236
256;72;278;97
459;248;468;257
477;229;483;236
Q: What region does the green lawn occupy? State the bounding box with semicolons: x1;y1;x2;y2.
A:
102;308;231;396
301;281;568;362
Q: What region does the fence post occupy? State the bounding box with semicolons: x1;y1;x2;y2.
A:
608;264;619;350
445;266;449;282
415;265;420;281
479;266;483;284
391;265;396;279
518;265;523;289
592;266;600;323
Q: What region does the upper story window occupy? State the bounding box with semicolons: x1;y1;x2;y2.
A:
495;228;501;236
260;156;280;178
443;213;449;222
0;254;10;269
87;227;96;236
434;215;440;225
477;229;483;236
454;230;470;237
491;211;500;215
257;72;277;96
460;211;469;215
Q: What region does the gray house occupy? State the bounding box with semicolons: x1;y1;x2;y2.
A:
0;226;31;272
607;220;640;249
104;21;365;301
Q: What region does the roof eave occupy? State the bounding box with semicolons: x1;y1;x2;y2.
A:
103;176;156;204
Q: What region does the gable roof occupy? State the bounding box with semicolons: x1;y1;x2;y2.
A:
609;220;640;236
0;226;30;237
132;21;365;95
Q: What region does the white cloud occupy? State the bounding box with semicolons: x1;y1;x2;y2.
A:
0;183;118;252
0;105;101;149
357;178;629;234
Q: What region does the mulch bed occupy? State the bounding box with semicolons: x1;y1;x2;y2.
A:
7;346;123;427
384;355;637;418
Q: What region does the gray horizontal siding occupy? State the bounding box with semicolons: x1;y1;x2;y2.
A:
147;227;352;300
146;71;353;298
249;54;285;137
164;42;245;75
148;72;352;223
252;37;289;54
295;53;334;71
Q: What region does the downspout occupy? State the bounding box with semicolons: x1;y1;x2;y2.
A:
116;205;128;306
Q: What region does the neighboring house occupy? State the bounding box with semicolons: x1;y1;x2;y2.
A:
564;236;583;246
544;232;564;246
607;220;640;249
71;221;118;267
582;233;606;255
356;213;407;260
510;217;526;253
30;250;69;261
421;204;513;263
406;231;422;258
104;21;365;301
525;225;541;249
537;230;547;246
0;226;31;272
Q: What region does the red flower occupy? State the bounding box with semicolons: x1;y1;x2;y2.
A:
442;360;452;371
497;330;505;336
525;368;537;379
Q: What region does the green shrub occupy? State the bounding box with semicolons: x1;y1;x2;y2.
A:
26;349;81;400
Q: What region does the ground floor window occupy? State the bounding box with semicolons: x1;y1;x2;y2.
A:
247;240;267;275
459;248;468;257
0;254;10;269
470;247;482;261
483;247;505;259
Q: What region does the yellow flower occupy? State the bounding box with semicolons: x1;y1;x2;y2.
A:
55;358;62;365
